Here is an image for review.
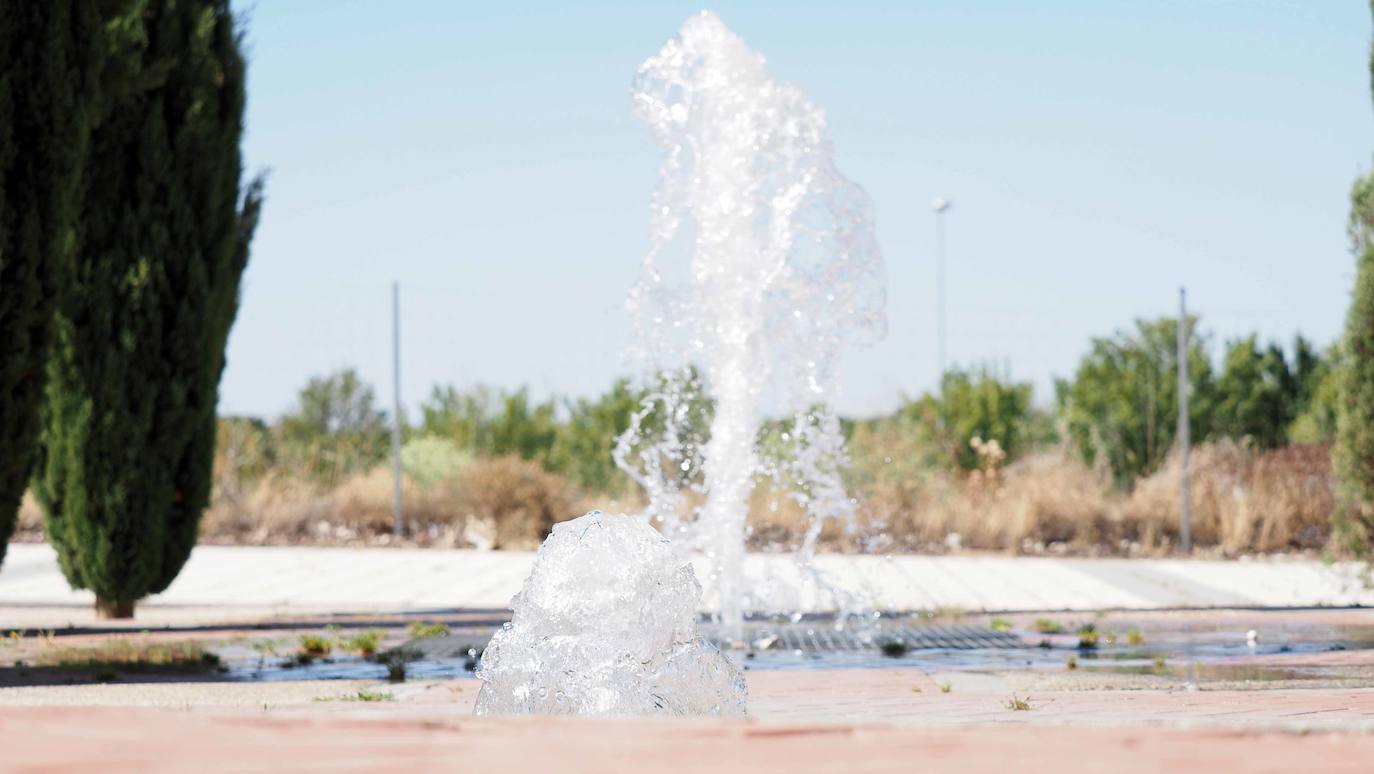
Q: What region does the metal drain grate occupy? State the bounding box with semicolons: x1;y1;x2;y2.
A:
403;628;497;660
405;623;1023;659
705;624;1023;652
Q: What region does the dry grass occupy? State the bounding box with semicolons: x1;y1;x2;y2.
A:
178;439;1356;556
852;448;1121;554
15;491;43;537
1120;441;1333;554
200;454;584;549
843;440;1334;556
446;455;580;549
37;639;221;672
14;436;1338;556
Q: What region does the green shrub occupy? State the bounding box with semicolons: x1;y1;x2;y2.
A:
275;369;389;482
1214;336;1299;449
379;646;422;683
420;385;558;466
1289;348;1342;444
1060;318;1215;486
901;368;1035;471
407;621;450;639
1076;623;1099;649
400;436;471;486
548;378;641;494
342;630;384;657
299;634;333;657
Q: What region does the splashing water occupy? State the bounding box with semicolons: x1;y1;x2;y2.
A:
615;11;886;640
475;511;747;717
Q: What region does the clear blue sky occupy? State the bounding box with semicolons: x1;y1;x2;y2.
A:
222;0;1373;421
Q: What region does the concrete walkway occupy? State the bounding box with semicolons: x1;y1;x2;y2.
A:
3;543;1371;615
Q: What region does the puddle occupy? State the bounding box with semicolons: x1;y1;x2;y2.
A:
215;637;483;683
204;611;1374;686
1080;662;1314;682
226;657;474;682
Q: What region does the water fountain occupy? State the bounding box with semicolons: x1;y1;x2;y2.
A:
474;11;884;718
475;511;747;717
615;11;887;639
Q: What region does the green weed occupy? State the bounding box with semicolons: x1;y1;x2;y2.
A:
343;630;385;657
407;621;450;639
299;634;333;657
1077;623;1099;649
1006;694;1033;711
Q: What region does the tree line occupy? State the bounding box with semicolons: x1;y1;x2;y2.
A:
250;320;1336;497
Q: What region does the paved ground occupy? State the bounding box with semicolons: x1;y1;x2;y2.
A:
10;706;1374;774
6;666;1374;772
6;544;1374;770
3;543;1371;627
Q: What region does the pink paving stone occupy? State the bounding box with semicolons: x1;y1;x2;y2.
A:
3;706;1374;773
8;667;1374;772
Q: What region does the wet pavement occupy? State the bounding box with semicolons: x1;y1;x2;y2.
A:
203;608;1374;685
3;608;1374;771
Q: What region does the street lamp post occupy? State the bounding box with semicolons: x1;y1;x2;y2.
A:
1178;287;1191;553
391;281;404;537
932;196;952;382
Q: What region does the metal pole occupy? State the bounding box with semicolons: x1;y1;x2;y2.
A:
391;281;404;537
1177;287;1191;553
932;197;951;382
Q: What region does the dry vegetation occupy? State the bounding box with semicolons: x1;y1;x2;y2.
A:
844;440;1333;556
194;455;607;550
12;440;1337;557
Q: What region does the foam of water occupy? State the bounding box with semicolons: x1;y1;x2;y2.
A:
616;11;886;639
474;511;748;717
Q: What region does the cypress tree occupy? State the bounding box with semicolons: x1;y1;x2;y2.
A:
1334;2;1374;553
0;1;124;565
36;0;263;617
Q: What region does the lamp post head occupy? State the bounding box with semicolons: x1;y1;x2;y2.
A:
931;196;951;214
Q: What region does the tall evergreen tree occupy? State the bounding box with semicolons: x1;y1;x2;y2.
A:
1334;2;1374;553
36;0;262;617
0;1;129;565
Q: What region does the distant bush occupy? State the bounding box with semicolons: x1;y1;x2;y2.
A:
1289;346;1342;444
192;357;1352;558
1060;318;1215;487
1122;441;1333;553
449;456;578;549
275;369;390;482
216;417;274;481
898;368;1038;471
547;378;641;495
420;385;558;466
200;465;465;546
1213;335;1323;450
400;436;472;486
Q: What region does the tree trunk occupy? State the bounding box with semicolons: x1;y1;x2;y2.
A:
95;598;134;619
